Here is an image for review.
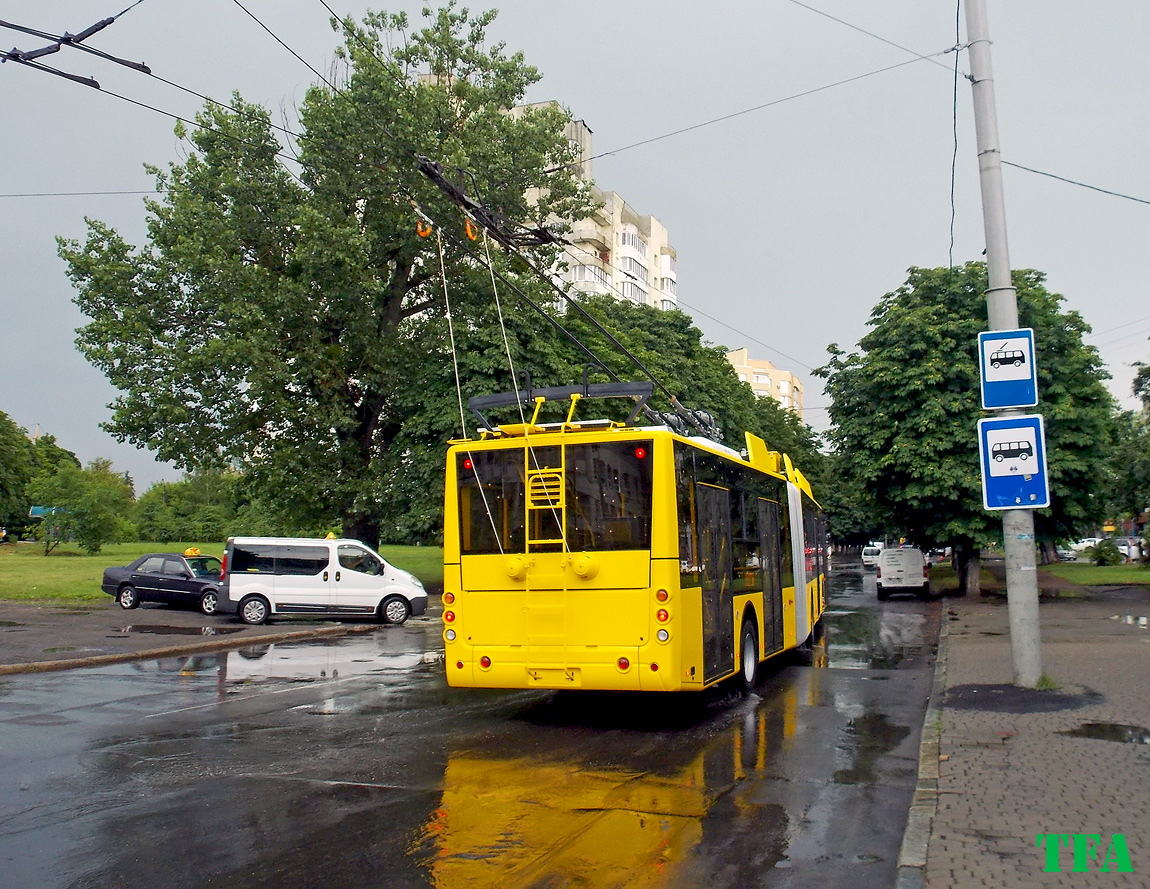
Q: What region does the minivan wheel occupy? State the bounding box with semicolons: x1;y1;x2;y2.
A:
240;596;270;625
380;595;411;625
199;590;220;616
876;583;889;601
739;621;758;693
118;585;140;609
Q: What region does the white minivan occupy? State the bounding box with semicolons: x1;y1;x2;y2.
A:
876;546;931;600
218;537;428;626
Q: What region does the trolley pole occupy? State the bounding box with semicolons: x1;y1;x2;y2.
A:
965;0;1043;687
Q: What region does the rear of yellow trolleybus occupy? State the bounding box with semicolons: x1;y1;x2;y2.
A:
442;394;826;692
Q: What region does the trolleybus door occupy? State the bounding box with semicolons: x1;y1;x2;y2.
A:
697;484;734;683
758;499;784;655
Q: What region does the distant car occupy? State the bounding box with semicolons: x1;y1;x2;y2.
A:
1056;545;1077;562
876;546;930;600
101;549;224;615
861;545;882;569
1071;537;1100;553
1112;537;1142;562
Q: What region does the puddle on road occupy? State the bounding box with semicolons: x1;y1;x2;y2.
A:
121;624;244;636
1059;722;1150;744
833;711;911;784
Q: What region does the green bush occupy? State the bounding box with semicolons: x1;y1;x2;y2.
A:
1084;538;1123;567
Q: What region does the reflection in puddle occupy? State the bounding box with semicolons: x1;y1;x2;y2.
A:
415;700;800;888
833;711;911;784
1059;722;1150;744
133;635;437;684
0;620;25;627
120;624;244;636
823;609;925;670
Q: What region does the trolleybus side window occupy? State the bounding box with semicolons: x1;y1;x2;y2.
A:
566;441;653;551
732;489;763;593
457;449;526;554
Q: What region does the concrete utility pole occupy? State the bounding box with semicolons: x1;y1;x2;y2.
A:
965;0;1043;687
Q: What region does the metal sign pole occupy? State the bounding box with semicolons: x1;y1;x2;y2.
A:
966;0;1043;687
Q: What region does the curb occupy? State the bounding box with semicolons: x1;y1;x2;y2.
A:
0;623;380;676
895;609;949;889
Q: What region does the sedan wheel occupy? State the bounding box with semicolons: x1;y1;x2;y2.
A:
381;596;411;625
118;585;140;609
199;590;220;616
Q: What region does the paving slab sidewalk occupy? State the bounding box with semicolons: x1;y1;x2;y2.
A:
906;572;1150;887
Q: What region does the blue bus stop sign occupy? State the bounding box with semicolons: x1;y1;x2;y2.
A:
977;415;1050;510
979;328;1037;409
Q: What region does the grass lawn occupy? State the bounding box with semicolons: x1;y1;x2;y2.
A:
1043;562;1150;586
928;565;996;592
0;540;445;604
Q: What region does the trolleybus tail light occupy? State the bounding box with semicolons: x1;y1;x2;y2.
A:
480;656;491;669
656;609;669;623
634;446;646;460
617;657;630;671
445;629;456;641
657;629;669;642
655;589;668;602
444;611;456;623
443;592;455;604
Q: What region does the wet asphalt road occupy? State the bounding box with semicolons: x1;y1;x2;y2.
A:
0;569;941;889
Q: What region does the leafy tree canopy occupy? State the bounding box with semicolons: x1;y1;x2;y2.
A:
818;263;1113;554
26;458;136;554
58;4;592;547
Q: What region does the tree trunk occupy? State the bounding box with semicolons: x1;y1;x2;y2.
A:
1038;541;1056;565
343;512;381;550
955;541;981;597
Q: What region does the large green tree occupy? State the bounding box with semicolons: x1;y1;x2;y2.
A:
58;6;592;547
818;264;1112;591
0;411;32;535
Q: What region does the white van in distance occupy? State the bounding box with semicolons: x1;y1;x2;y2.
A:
218;537;428;626
876;546;931;600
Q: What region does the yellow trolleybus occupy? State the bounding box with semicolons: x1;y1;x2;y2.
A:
442;382;826;692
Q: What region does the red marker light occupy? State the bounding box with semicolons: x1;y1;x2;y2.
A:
650;663;659;672
634;447;646;459
480;656;491;669
456;661;464;669
656;609;669;623
617;657;630;671
463;458;473;470
444;611;455;623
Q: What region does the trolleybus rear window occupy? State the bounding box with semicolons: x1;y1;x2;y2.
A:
567;441;652;551
457;441;652;554
457;449;527;554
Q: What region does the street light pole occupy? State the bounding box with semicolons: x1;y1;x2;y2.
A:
965;0;1043;687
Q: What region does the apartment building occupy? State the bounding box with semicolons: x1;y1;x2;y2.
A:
512;105;678;311
726;348;804;414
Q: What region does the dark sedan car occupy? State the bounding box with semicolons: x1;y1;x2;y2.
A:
101;549;224;615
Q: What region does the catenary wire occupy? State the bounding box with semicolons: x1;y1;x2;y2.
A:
1001;161;1150;207
949;0;961;268
576;50;954;166
783;0;966;77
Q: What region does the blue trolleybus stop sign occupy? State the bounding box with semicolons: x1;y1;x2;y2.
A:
979;328;1038;409
977;415;1050;510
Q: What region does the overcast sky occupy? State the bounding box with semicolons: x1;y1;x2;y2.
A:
2;0;1147;491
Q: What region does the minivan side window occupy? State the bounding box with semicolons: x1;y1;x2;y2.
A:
231;545;276;574
338;545;382;576
274;546;329;576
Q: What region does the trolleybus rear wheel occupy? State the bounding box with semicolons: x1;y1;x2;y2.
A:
739;621;759;693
